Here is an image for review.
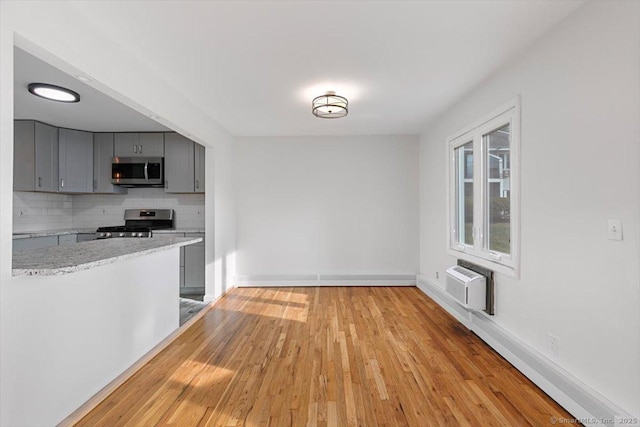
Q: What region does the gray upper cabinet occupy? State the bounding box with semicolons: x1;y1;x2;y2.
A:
114;132;164;157
138;133;164;156
13;120;59;192
59;128;93;193
194;143;206;193
13;120;36;191
94;133;127;194
164;132;195;193
114;133;138;157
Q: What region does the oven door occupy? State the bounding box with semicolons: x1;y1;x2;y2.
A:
112;157;164;187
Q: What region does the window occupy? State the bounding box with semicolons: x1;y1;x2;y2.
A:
448;97;520;276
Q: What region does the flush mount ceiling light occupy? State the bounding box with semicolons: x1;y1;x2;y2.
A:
312;91;348;119
28;83;80;103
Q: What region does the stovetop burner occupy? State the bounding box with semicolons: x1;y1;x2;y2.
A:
95;209;174;239
96;226;152;233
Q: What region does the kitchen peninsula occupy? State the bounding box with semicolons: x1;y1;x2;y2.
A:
13;235;200;276
7;236;202;425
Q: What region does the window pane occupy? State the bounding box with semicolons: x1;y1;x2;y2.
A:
455;142;473;246
484;124;510;254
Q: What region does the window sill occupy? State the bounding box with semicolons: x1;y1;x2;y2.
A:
447;247;519;279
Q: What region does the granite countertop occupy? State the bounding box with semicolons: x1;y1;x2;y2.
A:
13;228;97;240
12;237;202;277
13;228;205;240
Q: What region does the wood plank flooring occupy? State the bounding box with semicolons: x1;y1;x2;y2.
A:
76;287;574;426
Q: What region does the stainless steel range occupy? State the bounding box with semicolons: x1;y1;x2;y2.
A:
95;209;174;239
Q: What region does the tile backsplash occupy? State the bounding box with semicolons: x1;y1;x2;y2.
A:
13;192;73;232
13;188;205;232
73;188;205;229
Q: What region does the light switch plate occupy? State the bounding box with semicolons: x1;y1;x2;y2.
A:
608;218;623;241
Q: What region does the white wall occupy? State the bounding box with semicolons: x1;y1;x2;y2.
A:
236;135;419;279
0;2;236;424
419;0;639;416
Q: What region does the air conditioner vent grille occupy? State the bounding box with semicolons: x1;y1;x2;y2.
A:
445;265;487;311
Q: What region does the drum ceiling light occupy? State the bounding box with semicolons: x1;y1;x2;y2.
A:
28;83;80;103
312;91;348;119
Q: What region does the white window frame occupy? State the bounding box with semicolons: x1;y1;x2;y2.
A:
447;96;521;278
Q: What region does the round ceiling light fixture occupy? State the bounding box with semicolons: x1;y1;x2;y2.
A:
28;83;80;103
312;91;348;119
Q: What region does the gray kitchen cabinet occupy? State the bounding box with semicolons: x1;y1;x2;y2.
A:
114;132;164;157
13;120;59;192
59;128;93;193
93;133;127;194
13;120;36;191
77;233;96;242
13;236;58;251
183;233;205;293
164;132;195;193
138;133;164;156
194;143;206;193
58;234;78;245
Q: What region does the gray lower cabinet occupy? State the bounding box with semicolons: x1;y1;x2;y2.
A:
13;236;60;251
59;128;93;193
177;233;205;295
13;120;59;192
114;133;164;157
58;234;78;245
77;233;96;242
164;133;195;193
156;232;205;294
184;246;205;290
94;133;127;194
194;143;205;193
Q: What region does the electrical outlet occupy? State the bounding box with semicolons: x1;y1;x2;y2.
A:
608;218;623;241
548;333;559;357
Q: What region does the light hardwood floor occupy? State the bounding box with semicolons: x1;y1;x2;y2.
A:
76;287;573;426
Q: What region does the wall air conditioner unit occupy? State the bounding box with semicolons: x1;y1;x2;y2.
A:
445;265;487;311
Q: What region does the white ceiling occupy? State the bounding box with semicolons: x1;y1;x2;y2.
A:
23;1;584;136
14;47;170;132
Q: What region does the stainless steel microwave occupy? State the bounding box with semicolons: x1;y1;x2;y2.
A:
112;157;164;187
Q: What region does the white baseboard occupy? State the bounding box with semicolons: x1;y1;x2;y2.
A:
235;274;416;287
416;275;636;427
203;287;230;303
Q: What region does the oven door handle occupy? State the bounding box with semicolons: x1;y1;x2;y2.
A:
144;161;149;181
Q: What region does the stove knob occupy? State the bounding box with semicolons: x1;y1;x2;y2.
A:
106;232;112;238
119;232;125;237
99;232;106;238
138;232;144;237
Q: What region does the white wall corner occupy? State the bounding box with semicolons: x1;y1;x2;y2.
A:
416;275;637;425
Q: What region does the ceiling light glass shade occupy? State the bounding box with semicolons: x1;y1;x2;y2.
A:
28;83;80;103
312;91;348;119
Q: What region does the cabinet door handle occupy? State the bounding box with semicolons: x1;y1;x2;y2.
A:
138;144;142;154
144;161;149;181
196;179;199;189
165;180;168;190
133;144;138;153
38;177;42;187
60;179;65;189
